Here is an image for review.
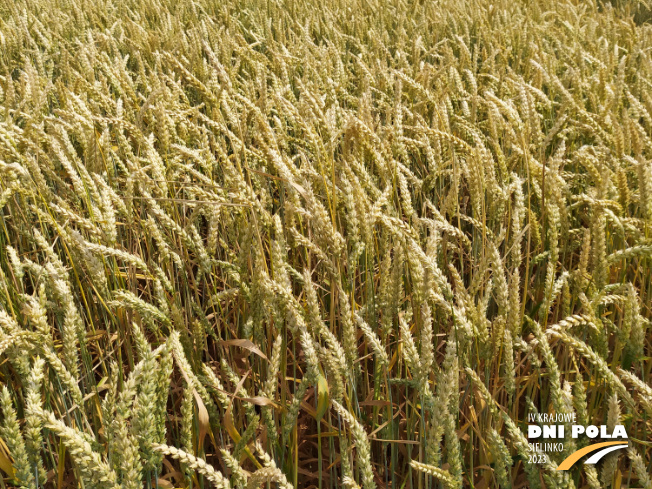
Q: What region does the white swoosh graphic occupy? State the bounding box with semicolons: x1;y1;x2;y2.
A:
583;444;628;464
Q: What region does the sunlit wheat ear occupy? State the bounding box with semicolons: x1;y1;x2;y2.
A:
590;207;608;291
443;406;463;489
335;280;358;375
260;333;282;443
220;448;247;488
252;441;293;489
547;328;634;407
584;465;602;489
637;157;652;221
245;466;291;489
622;284;645;367
0;386;34;486
179;385;194;482
332;400;375;489
342;476;362;489
628;447;652;489
488;428;512;489
527;317;563;414
233;414;260;459
410;461;458;489
24;357;47;484
558;381;578;460
38;345;84;408
502;327;516;400
399;313;424;388
152;444;231;489
202;364;230;409
132;337;168;474
601;394;622;487
23;285;51;340
109;386;142;489
6;245;24;283
302;269;347;377
40;409;121;488
355;312;389;367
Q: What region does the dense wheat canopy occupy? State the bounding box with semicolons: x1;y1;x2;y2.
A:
1;0;652;487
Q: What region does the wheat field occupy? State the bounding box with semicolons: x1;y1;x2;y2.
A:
0;0;651;487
